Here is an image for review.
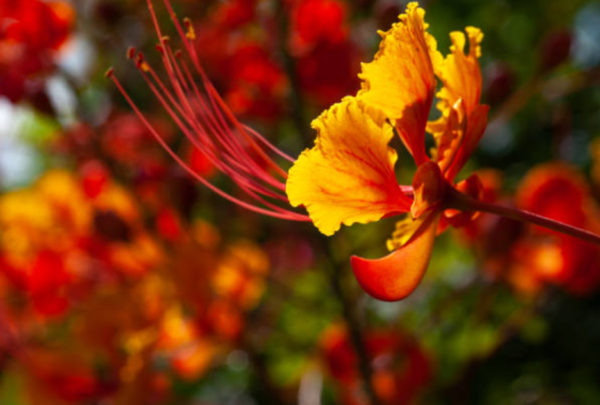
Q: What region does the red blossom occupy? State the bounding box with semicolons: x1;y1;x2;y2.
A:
321;326;432;405
0;0;74;102
289;0;348;54
28;250;70;317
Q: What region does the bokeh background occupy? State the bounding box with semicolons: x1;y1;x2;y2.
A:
2;0;600;404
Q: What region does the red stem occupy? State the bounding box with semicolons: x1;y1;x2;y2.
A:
445;187;600;246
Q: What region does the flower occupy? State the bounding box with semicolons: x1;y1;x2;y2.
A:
458;163;600;296
512;163;600;295
191;0;289;121
289;0;348;54
320;324;432;405
0;0;74;103
286;3;489;301
111;1;491;301
290;0;362;108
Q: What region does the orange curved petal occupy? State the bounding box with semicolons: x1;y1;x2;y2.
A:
286;97;412;236
358;2;442;165
351;212;440;301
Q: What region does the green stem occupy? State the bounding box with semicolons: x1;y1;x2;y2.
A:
275;1;310;143
323;240;382;405
445;187;600;246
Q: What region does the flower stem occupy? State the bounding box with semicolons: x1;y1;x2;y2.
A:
445;187;600;246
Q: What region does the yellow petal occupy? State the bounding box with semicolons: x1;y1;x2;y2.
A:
446;104;489;181
386;214;427;252
429;99;467;177
358;2;443;165
286;97;412;236
434;27;484;117
428;27;488;181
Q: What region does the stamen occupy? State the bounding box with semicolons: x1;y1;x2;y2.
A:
135;56;286;199
183;18;195;40
108;0;310;222
109;73;309;221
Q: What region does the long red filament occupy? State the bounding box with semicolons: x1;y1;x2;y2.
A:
138;63;285;199
139;70;282;200
169;49;289;190
109;0;310;221
109;72;309;221
157;0;291;177
150;0;290;186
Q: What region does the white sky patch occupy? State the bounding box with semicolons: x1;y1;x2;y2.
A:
47;75;78;126
0;99;42;189
57;34;96;85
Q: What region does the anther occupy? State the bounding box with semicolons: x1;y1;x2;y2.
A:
183;18;195;40
135;53;149;71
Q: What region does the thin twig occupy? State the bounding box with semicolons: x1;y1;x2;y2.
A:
323;239;383;405
275;0;311;144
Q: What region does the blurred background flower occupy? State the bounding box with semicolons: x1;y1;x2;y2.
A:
2;0;600;404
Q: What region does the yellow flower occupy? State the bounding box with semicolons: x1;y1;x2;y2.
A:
114;1;489;301
286;3;489;301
